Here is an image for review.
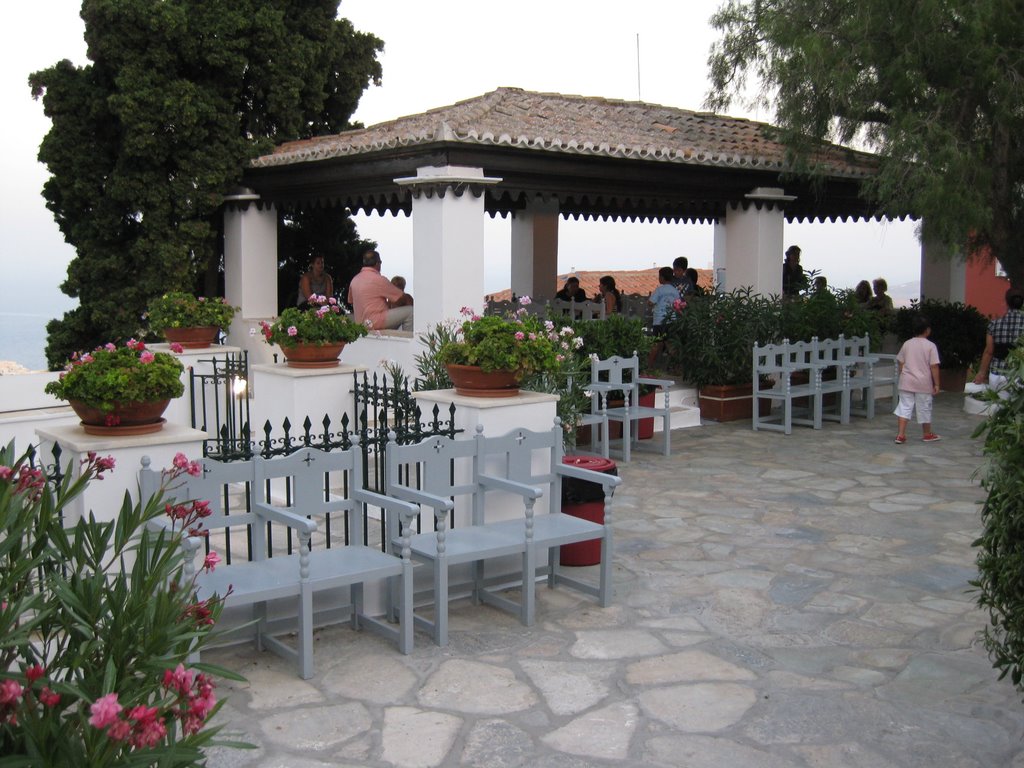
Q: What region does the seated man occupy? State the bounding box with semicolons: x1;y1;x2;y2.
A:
347;250;413;331
555;276;588;302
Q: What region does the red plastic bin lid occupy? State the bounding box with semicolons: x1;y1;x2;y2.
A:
562;455;616;473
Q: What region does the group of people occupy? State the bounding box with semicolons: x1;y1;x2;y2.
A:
784;244;895;313
297;251;414;331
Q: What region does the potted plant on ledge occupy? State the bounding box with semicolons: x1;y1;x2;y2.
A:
437;302;567;397
147;291;238;349
663;288;779;421
259;294;368;368
44;340;185;434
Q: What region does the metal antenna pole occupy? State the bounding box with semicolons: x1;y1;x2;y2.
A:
636;33;642;101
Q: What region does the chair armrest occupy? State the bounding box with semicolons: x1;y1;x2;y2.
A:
586;382;621;394
477;473;544;500
252;501;318;535
352;487;420;526
638;376;674;389
555;463;623;491
387;483;456;514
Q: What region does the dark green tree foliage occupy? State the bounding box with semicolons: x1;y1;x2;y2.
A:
706;0;1024;288
31;0;382;367
973;348;1024;697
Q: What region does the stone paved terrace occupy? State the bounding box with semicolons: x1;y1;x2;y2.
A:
203;394;1024;767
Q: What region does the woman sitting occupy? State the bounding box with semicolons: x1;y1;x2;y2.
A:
596;275;622;316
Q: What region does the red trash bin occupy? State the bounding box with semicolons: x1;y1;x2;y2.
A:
560;455;617;566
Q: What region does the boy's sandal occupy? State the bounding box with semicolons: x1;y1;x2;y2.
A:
894;435;906;444
922;433;942;442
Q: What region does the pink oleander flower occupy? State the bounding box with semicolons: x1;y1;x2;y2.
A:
139;351;155;364
560;326;573;336
25;665;45;684
39;687;60;707
514;331;525;340
172;453;189;469
197;297;206;303
0;466;11;481
287;326;298;336
104;343;116;352
163;664;194;696
80;353;94;364
169;342;184;353
187;460;202;477
0;679;24;705
89;693;122;728
203;552;221;572
528;333;537;341
544;320;555;331
518;296;532;306
556;354;565;362
328;297;337;305
459;306;474;317
106;719;132;742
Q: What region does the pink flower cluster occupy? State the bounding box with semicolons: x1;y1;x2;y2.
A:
163;664;217;736
1;664;62;726
0;464;45;499
89;692;167;748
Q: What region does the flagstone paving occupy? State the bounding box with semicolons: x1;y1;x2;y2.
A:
203;394;1024;767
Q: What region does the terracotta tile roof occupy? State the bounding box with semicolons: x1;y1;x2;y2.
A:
486;268;714;303
253;88;875;179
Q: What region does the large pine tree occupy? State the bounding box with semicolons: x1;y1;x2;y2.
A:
706;0;1024;288
31;0;382;367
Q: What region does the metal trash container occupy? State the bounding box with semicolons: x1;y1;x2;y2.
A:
560;455;617;566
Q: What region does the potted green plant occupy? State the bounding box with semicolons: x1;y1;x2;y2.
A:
663;288;780;421
147;291;238;349
437;301;567;396
570;314;656;438
259;294;368;368
893;299;988;392
44;340;185;434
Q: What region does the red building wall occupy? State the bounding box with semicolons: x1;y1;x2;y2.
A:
965;247;1011;318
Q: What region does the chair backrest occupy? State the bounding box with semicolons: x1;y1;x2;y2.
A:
474;422;563;521
591;355;641;404
140;455;265;566
753;340;789;376
254;446;362;547
550;298;606;321
385;433;479;517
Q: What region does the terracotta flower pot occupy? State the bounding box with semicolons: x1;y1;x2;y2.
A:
69;399;171;436
697;383;769;422
163;326;220;349
446;364;521;397
282;342;346;368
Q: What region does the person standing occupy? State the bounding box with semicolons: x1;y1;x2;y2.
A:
671;256;695;296
782;246;806;297
347;250;413;331
647;266;679;367
893;314;941;444
973;286;1024;395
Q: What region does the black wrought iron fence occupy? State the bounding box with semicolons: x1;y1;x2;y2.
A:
190;351;250;458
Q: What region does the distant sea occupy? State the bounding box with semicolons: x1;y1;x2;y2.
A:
0;313;50;371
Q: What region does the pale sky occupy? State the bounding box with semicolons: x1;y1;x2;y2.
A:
0;0;921;318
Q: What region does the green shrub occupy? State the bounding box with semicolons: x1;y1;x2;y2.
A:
972;347;1024;698
147;292;237;332
0;444;246;764
894;299;988;369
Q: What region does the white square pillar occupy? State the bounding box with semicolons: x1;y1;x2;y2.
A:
511;198;560;300
223;190;279;365
719;188;795;297
920;220;965;303
396;166;502;329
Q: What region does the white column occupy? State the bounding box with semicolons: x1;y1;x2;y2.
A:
223;190;279;364
716;188;794;297
510;197;560;300
920;220;965;302
396;166;501;329
712;221;728;292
